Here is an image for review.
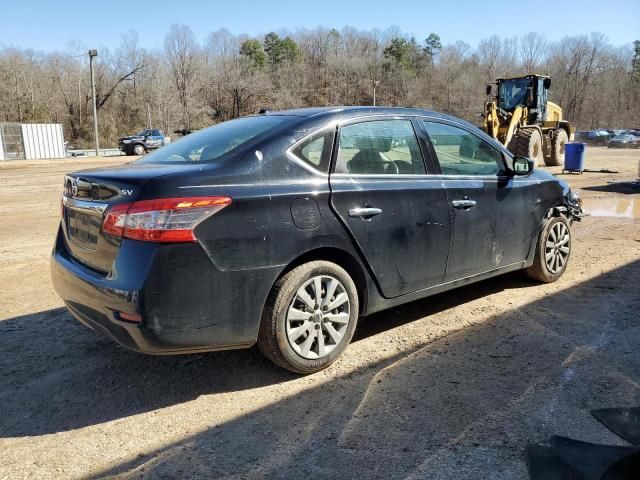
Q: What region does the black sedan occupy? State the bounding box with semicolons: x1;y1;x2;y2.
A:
51;107;582;373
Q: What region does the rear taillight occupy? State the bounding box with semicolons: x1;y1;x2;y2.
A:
102;196;231;243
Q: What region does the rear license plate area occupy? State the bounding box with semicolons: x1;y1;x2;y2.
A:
66;208;101;250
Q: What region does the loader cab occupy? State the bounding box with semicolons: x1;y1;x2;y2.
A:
497;75;551;124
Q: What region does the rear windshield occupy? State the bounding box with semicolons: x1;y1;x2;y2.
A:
137;116;287;164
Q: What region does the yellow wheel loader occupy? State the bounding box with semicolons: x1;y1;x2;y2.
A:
482;75;573;167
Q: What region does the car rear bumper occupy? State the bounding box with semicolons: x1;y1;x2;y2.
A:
50;226;274;354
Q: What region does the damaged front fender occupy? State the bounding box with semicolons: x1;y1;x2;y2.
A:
556;191;584;222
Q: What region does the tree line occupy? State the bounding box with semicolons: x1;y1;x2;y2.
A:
0;25;638;147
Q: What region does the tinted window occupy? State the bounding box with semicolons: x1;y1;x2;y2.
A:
137;116;287;164
421;121;503;176
151;129;162;136
334;120;425;175
291;130;334;172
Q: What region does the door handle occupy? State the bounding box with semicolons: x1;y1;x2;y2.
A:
349;207;382;218
452;199;477;210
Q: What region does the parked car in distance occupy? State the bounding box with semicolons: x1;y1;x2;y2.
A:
607;134;640;149
574;130;613;145
118;129;167;155
51;107;582;373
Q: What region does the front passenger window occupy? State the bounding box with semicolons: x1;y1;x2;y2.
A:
421;121;503;176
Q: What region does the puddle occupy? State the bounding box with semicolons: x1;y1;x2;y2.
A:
582;197;640;219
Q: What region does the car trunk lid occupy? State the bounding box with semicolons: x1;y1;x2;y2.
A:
61;163;205;272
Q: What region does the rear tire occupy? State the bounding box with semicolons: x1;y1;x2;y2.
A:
546;129;568;167
257;261;359;374
524;216;572;283
508;128;544;167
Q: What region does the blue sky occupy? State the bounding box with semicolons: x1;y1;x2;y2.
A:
1;0;638;52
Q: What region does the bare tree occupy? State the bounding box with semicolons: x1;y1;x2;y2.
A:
0;26;636;147
164;24;200;128
477;36;518;81
520;32;548;74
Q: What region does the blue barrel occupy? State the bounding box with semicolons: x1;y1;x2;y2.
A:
564;143;586;172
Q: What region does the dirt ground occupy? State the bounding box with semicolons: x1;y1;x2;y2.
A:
0;147;639;479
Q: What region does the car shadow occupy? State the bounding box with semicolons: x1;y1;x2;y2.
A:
0;272;526;438
87;260;640;479
582;182;640;195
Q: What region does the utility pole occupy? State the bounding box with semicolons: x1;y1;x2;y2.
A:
88;49;99;156
146;102;152;129
372;78;379;106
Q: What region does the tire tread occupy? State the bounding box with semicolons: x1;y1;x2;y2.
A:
547;129;568;167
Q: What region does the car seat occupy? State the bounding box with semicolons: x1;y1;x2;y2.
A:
347;149;386;174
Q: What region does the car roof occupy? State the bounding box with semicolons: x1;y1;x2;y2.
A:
266;106;458;120
264;106;478;128
259;106;511;157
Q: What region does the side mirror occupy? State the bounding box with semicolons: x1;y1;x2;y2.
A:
512;156;534;175
486;84;492;96
543;78;551;89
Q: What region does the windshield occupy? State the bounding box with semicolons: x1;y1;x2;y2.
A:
498;78;533;111
136;129;150;136
137;116;288;164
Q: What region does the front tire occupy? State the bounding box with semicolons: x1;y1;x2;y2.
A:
257;261;359;374
524;216;572;283
508;128;544;167
133;144;146;156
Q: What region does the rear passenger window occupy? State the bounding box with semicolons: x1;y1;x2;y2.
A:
334;120;426;175
291;130;334;172
421;121;503;176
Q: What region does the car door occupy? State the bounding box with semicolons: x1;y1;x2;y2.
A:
419;119;537;282
146;129;164;148
329;117;451;298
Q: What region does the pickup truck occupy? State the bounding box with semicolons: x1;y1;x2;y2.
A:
118;129;167;156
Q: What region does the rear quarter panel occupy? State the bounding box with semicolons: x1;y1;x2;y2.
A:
137;133;377;344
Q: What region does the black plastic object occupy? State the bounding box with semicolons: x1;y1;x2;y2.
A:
592;408;640;445
603;451;640;480
526;444;575;480
526;435;640;480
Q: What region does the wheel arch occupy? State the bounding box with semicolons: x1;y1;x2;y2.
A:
519;124;544;137
275;247;369;316
558;120;573;139
526;203;570;266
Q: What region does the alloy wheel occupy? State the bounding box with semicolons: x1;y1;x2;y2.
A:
286;275;351;360
545;221;570;274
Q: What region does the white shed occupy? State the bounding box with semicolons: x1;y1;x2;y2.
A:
0;123;65;160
